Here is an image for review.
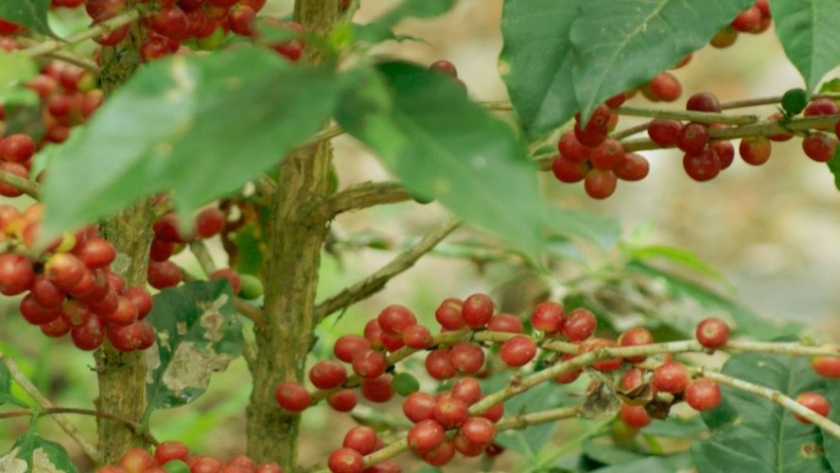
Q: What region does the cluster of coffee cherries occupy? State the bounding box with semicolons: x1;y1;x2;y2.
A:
0;203;156;352
97;441;282;473
0;37;103;152
551;95;650;199
636;0;772;105
76;0;306;62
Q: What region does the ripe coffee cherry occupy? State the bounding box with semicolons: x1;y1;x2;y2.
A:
580;338;623;371
0;134;36;163
557;130;591;162
334;335;371;363
487;313;523;333
647;118;682;147
462;293;494;328
120;448;157;472
343;426;379;455
429;59;458;78
562;308;597;342
731;5;762;32
617;327;654;362
403;392;437;423
0;254;35;296
188;456;223;472
124;286;153;320
154;440;190;465
449;342;485;374
425;348;456;380
552;154;591;183
554;355;583;384
619;403;651;429
41;316;71;338
695;317;730;349
210;268;242;295
652;361;691;394
328;389;358;412
377;304;417;336
479;397;505;422
646;72;682;102
802;132;837;162
101;296;139;326
499;335;537;367
0;162;28;197
433;394;469;428
584;169;618;199
363;319;384;348
683;148;721;182
352;349;387;379
228;5;257;36
451;377;482;406
150;6;189;39
589;139;624;170
19;294;61;325
435;297;465;330
804;98;840;117
275;381;311;412
605;92;627;109
421;439;456;467
676;122;710;153
108;321;152;352
403;324;433;349
794;392;830;424
812;356;840;379
710;140;735;169
459;416;497;445
685;378;722;411
615;153;650;181
147;260;183;289
453;435;485;457
360;374;394;403
686;92;721;113
72;238;116;269
531;301;564;333
309;360;347;389
195;207;225;239
71;315;105;350
327;448;364;473
739;135;771;165
31;276;65;309
408;419;445;453
45;253;86;291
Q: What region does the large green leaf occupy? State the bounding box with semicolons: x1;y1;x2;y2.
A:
355;0;455;44
825;142;840;191
0;430;78;473
144;280;243;419
336;63;547;260
693;353;831;473
593;452;693;473
821;383;840;470
570;0;753;121
0;0;53;36
499;0;579;139
771;0;840;93
0;362;28;408
41;47;342;238
0;51;38;106
625;261;804;340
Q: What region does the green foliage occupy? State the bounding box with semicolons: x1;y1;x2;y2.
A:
484;376;566;455
500;0;754;133
0;429;78;473
0;51;37;106
0;363;28;408
143;280;243;419
40;47;342;239
693;353;831;473
354;0;456;44
591;452;693;473
826;145;840;191
0;0;53;37
771;0;840;94
823;384;840;470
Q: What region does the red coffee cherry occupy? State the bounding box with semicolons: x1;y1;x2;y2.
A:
403;391;437;423
360;374;394;403
695;317;730;349
812;356;840;379
334;335;371;363
274;382;311;412
685;378;722;411
342;426;378;455
327;448;364;473
309;360;348;390
794;392;831;424
530;301;564;333
487;313;523;333
403;324;433;349
499;335;537;367
377;304;417;336
448;341;485;374
328;389;358;412
432;394;469;428
652;361;691;394
458;416;497;445
435;297;465;330
619;403;651;429
462;293;494;328
407;419;445;453
425;349;457;380
617;327;654;362
352;349;387;379
562;308;597;342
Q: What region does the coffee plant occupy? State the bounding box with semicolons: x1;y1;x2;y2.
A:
1;0;840;471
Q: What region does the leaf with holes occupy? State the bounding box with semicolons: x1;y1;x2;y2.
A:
571;0;753;121
143;280;243;418
41;46;342;239
771;0;840;93
499;0;580;139
693;353;831;473
0;430;79;473
0;0;53;36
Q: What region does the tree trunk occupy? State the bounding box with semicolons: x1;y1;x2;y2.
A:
245;2;341;470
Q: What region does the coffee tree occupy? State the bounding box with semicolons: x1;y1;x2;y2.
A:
1;0;840;471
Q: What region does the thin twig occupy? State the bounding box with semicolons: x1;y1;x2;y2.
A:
15;38;99;73
0;169;40;200
0;407;158;445
314;220;461;322
188;240;218;275
0;352;99;462
614;106;758;125
21;10;144;59
319;181;413;219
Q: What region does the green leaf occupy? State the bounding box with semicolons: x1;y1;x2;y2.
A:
822;383;840;470
491;379;565;455
581;440;645;466
354;0;455;44
570;0;753;121
625;244;721;279
229;222;266;277
336;63;546;260
0;51;38;106
693;353;831;473
642;414;708;438
41;47;341;238
0;430;79;473
625;261;804;340
0;0;53;37
144;280;243;417
499;0;580;139
825;145;840;191
592;452;693;473
771;0;840;93
0;363;29;409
